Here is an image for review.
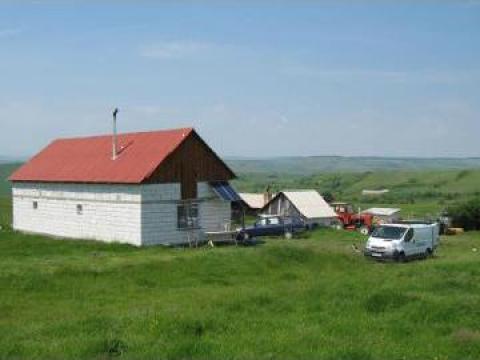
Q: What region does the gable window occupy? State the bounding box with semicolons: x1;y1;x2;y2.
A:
33;201;38;210
76;204;83;215
177;203;199;230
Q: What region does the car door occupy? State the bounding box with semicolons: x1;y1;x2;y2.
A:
403;228;416;257
255;218;269;237
267;217;283;236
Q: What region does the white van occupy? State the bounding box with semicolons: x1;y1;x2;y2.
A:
364;223;440;261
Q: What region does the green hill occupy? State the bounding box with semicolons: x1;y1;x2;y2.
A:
227;156;480;175
234;169;480;199
0;163;20;197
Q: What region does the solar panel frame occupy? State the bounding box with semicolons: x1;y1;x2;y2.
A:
210;181;242;202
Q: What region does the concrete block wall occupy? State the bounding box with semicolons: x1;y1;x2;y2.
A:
140;182;232;246
12;181;233;246
200;200;232;232
12;182;142;245
140;183;191;246
197;182;232;231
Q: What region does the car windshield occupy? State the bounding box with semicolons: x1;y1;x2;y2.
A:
371;226;407;240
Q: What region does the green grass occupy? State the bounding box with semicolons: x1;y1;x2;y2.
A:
0;197;11;229
1;227;480;359
0;163;20;197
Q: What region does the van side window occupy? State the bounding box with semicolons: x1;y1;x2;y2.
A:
405;229;414;242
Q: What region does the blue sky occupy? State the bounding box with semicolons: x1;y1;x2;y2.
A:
1;1;479;158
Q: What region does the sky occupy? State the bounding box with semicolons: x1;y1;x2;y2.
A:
0;1;479;158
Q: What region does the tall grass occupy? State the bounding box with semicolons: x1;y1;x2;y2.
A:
0;228;479;359
0;197;11;228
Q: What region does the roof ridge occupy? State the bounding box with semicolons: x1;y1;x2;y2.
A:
282;189;319;193
55;127;194;141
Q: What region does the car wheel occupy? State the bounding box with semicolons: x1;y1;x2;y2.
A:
334;223;344;231
285;232;293;240
425;248;433;258
396;252;407;263
243;232;250;241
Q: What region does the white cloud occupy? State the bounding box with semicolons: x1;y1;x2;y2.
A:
139;40;215;60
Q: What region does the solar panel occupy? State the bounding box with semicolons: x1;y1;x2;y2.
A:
210;181;242;202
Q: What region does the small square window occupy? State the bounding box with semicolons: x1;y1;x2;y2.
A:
33;201;38;210
76;204;83;215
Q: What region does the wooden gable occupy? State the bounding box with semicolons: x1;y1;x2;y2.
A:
144;130;236;199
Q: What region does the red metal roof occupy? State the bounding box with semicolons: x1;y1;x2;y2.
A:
10;128;195;184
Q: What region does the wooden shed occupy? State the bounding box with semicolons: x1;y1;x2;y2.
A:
261;190;338;228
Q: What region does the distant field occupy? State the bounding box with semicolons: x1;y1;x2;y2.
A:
233;169;480;211
0;163;19;197
0;228;479;359
227;156;480;175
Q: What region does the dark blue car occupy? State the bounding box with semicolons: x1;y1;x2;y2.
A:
237;215;306;240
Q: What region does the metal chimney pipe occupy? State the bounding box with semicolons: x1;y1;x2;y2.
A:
112;108;119;160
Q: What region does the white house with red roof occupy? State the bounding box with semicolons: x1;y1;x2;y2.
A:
9;128;240;246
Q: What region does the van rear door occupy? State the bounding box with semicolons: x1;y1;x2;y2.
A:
414;227;432;254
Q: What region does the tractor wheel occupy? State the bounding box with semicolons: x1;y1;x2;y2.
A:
359;226;370;236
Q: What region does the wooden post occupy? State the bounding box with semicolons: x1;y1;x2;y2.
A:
242;204;246;230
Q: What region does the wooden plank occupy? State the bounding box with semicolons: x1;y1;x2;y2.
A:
144;131;236;192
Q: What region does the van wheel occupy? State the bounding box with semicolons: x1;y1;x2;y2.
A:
396;252;407;263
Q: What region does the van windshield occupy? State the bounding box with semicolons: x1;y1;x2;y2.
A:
371;226;407;240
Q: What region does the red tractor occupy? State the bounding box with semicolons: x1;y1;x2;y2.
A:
331;202;374;235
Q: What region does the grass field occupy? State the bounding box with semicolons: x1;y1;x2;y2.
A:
0;163;19;197
0;197;11;229
233;169;480;201
1;227;479;359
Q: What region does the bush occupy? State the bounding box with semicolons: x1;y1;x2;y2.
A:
322;191;335;204
447;198;480;231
